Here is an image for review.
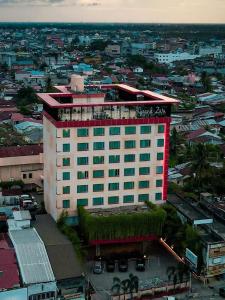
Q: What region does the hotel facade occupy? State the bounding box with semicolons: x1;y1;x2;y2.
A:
38;76;178;223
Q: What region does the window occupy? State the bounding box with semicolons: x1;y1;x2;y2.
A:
140;153;150;161
157;152;164;160
29;173;32;179
23;173;27;179
77;198;88;206
77;185;88;193
93;156;104;164
93;142;105;150
156;179;163;187
77;171;88;179
109;141;120;150
63;172;70;180
108;182;119;191
63;143;70;152
63;186;70;194
157;139;164;147
141;125;151;134
93;184;104;192
140;140;151;148
125;126;136;135
123;195;134;203
77;143;89;151
139;167;150;175
158;125;165;133
125;140;136;149
108;196;119;204
93;197;104;206
124;181;134;190
109;169;120;177
63;199;70;208
124;168;135;176
139;181;150;189
109;127;120;135
109;155;120;164
77;128;88;137
156;166;163;174
138;194;149;202
93;170;104;178
94;127;105;136
124;154;135;162
155;192;162;201
63;129;70;138
63;158;70;166
77;157;89;165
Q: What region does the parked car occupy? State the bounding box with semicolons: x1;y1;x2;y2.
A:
136;258;145;271
118;259;128;272
93;260;103;274
106;259;115;272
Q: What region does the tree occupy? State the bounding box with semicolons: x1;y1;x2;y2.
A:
167;263;189;291
111;277;131;300
15;86;38;107
45;77;55;93
201;71;212;92
129;273;139;299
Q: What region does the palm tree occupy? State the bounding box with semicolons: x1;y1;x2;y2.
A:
167;263;190;291
129;273;139;299
111;277;131;300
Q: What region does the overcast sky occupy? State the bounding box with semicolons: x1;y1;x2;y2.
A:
0;0;225;23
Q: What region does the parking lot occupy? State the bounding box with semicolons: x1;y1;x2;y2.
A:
86;245;179;296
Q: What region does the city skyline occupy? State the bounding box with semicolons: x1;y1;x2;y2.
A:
0;0;225;23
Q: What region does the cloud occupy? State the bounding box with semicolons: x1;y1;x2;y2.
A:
0;0;101;6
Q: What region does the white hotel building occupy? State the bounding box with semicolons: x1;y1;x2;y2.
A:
38;76;178;224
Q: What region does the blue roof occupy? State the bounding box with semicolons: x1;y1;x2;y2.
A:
0;288;27;300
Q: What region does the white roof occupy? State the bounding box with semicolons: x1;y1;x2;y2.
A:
13;210;31;221
9;228;55;285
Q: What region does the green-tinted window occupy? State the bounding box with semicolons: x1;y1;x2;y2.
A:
140;140;151;148
77;171;88;179
157;152;164;160
138;194;149;202
77;198;88;206
63;129;70;138
63;143;70;152
77;128;88;137
63;199;70;208
156;179;163;187
139;167;150;175
94;127;105;136
77;143;89;151
63;158;70;166
63;172;70;180
125;140;136;149
139;181;150;189
124;168;135;176
93;170;104;178
109;169;120;177
124;154;135;162
109;127;120;135
155;193;162;201
109;155;120;164
125;126;136;135
156;166;163;174
93;184;104;192
108;196;119;204
77;157;88;165
109;141;120;150
158;124;165;133
93;156;104;164
108;182;119;191
123;195;134;203
93;197;104;206
93;142;105;151
141;125;151;134
140;153;150;161
124;181;134;190
157;139;164;147
63;186;70;194
77;185;88;193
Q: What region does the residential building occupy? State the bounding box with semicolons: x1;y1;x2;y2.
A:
105;44;121;57
38;75;178;223
154;52;200;65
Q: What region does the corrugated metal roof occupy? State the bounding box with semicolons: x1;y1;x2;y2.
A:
9;228;55;285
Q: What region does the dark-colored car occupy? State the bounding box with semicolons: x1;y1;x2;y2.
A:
106;259;115;272
118;259;128;272
136;258;145;271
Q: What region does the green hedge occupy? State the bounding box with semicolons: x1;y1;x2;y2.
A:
78;204;167;241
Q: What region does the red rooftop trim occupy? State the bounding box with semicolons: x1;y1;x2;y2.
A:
89;235;158;245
